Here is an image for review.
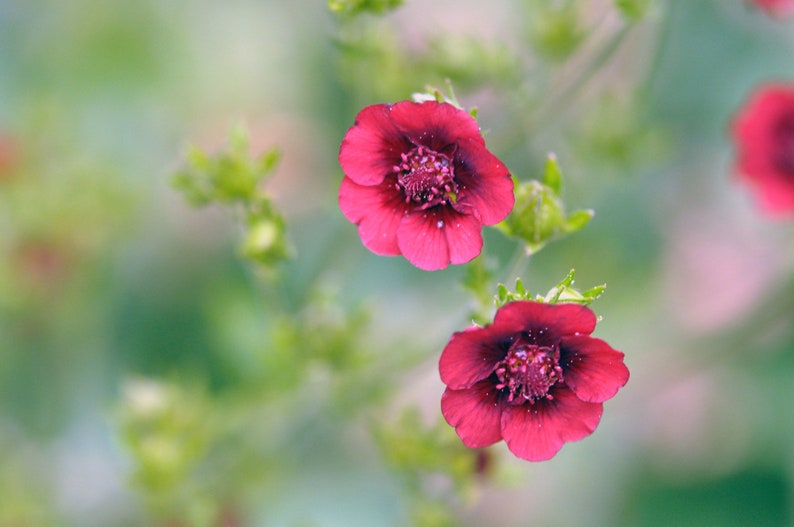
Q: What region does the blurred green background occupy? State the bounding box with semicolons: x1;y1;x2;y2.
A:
1;0;793;525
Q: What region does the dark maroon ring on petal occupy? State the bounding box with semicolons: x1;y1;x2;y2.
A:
560;335;629;403
731;83;794;215
500;385;603;462
439;324;513;389
441;380;503;448
492;301;598;342
438;299;628;462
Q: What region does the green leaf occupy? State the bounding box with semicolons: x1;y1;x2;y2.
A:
412;80;465;111
515;277;527;297
542;154;563;196
171;125;291;276
328;0;404;17
462;257;497;325
614;0;655;21
495;270;606;307
563;209;594;233
255;148;282;178
526;0;586;62
542;270;606;306
494;278;534;308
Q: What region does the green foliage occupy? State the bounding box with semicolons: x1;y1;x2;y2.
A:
419;36;521;92
0;430;61;526
497;155;593;254
461;256;498;325
117;378;227;524
172;125;291;276
115;276;399;523
525;0;586;62
328;0;403;17
573;93;670;172
412;81;483;121
373;407;489;526
334;23;520;104
496;269;606;308
615;0;657;21
262;283;378;409
172;124;281;206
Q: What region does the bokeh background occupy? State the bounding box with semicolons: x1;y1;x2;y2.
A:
1;0;793;525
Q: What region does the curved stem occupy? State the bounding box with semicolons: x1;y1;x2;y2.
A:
503;243;531;285
528;23;633;131
498;21;634;160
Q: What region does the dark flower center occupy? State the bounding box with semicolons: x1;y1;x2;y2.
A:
494;339;563;405
774;114;794;177
393;146;458;208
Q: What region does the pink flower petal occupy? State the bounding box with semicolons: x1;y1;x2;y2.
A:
560;336;630;403
439;325;511;389
752;0;794;16
339;104;407;187
396;207;486;270
442;209;484;265
441;381;503;448
396;210;450;270
757;177;794;215
493;302;597;342
338;176;408;256
731;83;794;216
455;138;515;226
500;386;603;461
389;101;484;152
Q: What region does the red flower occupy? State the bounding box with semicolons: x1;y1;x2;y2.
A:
732;83;794;216
439;301;629;462
338;101;514;271
749;0;794;17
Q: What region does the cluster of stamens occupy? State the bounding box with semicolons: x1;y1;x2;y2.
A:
393;146;458;208
494;340;563;404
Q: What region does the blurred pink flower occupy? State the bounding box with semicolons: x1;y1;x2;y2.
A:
439;301;629;461
731;82;794;216
338;101;514;271
749;0;794;16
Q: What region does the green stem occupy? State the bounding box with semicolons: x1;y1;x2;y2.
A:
503;243;531;285
636;2;673;100
498;23;634;161
528;23;633;131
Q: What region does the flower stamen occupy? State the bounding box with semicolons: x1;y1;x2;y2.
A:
393;146;458;208
494;341;563;404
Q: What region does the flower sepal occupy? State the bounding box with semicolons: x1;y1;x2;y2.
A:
496;269;606;308
411;82;478;120
496;154;593;254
